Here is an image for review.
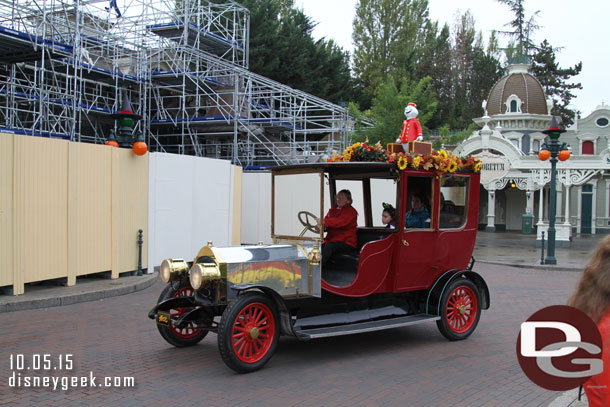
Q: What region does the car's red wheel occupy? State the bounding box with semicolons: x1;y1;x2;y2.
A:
168;286;204;339
157;281;209;347
218;292;279;373
436;278;481;341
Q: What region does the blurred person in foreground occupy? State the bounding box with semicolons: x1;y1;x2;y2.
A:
568;236;610;406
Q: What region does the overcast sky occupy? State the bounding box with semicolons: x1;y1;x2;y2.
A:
299;0;610;118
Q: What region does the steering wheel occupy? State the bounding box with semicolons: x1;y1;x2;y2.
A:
298;211;320;235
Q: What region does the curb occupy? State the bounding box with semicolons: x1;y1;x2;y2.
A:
476;260;582;272
0;272;159;313
548;388;587;407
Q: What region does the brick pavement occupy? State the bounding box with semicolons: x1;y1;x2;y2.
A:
0;263;585;407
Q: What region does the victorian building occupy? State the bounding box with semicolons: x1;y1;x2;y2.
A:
454;64;610;244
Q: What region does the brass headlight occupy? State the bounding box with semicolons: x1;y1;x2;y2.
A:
190;264;203;289
160;260;171;283
189;262;221;289
159;258;189;283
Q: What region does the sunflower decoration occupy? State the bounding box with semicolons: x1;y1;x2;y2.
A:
423;159;434;171
397;155;408;170
447;160;458;173
324;143;481;172
412;155;422;169
325;142;388;162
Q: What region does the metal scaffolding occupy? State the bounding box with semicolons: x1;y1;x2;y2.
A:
0;0;356;166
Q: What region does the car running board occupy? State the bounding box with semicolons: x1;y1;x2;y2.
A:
294;314;440;340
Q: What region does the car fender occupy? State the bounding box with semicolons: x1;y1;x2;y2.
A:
426;270;490;316
147;296;199;319
230;284;294;337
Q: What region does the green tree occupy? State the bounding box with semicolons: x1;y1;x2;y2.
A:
415;21;453;128
448;11;502;129
362;76;437;145
240;0;352;103
496;0;540;61
242;0;283;78
530;39;582;125
352;0;430;106
471;51;503;114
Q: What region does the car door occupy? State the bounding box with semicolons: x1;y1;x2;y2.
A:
394;171;439;291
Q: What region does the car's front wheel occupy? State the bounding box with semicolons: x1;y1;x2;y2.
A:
436;278;481;341
217;291;279;373
156;281;210;347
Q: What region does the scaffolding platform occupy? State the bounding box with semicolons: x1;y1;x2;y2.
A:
151;69;229;88
0;88;114;115
54;58;146;85
150;115;301;130
148;22;244;54
0;0;358;164
0;25;73;63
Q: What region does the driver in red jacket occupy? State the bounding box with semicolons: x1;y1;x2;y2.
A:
317;189;358;267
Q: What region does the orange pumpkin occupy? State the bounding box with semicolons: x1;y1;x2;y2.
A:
132;141;148;156
105;140;119;148
558;149;571;161
538;149;551;161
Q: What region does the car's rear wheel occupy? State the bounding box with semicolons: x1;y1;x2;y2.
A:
157;281;210;347
218;292;279;373
436;278;481;341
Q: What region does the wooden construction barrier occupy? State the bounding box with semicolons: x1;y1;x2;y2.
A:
0;133;148;295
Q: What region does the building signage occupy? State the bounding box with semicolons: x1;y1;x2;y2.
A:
475;151;510;185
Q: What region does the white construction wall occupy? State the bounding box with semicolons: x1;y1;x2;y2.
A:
241;171;273;244
148;153;241;269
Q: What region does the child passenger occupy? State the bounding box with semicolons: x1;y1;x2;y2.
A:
382;203;396;229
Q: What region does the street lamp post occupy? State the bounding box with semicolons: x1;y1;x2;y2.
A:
539;117;570;265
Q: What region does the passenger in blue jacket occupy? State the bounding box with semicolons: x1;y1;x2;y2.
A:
405;195;430;228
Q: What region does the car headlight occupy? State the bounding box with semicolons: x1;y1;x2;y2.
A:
190;264;203;289
189;262;222;290
159;258;189;283
160;259;171;283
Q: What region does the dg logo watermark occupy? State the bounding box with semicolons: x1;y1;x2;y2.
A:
516;305;603;391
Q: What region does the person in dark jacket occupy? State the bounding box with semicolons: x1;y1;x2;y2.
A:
405;194;430;228
317;189;358;267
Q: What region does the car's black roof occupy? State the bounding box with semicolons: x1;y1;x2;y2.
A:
270;161;396;175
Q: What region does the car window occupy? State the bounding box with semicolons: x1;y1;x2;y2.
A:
439;175;469;229
273;172;322;239
327;180;363;225
404;176;433;230
371;178;398;229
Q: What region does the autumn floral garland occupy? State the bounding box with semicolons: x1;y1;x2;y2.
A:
325;142;481;175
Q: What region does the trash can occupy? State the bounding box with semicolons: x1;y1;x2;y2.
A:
522;213;534;234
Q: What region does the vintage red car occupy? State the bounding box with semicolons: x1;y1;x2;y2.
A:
148;160;489;373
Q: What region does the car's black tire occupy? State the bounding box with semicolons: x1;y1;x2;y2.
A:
156;281;209;347
217;291;280;373
436;277;481;341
